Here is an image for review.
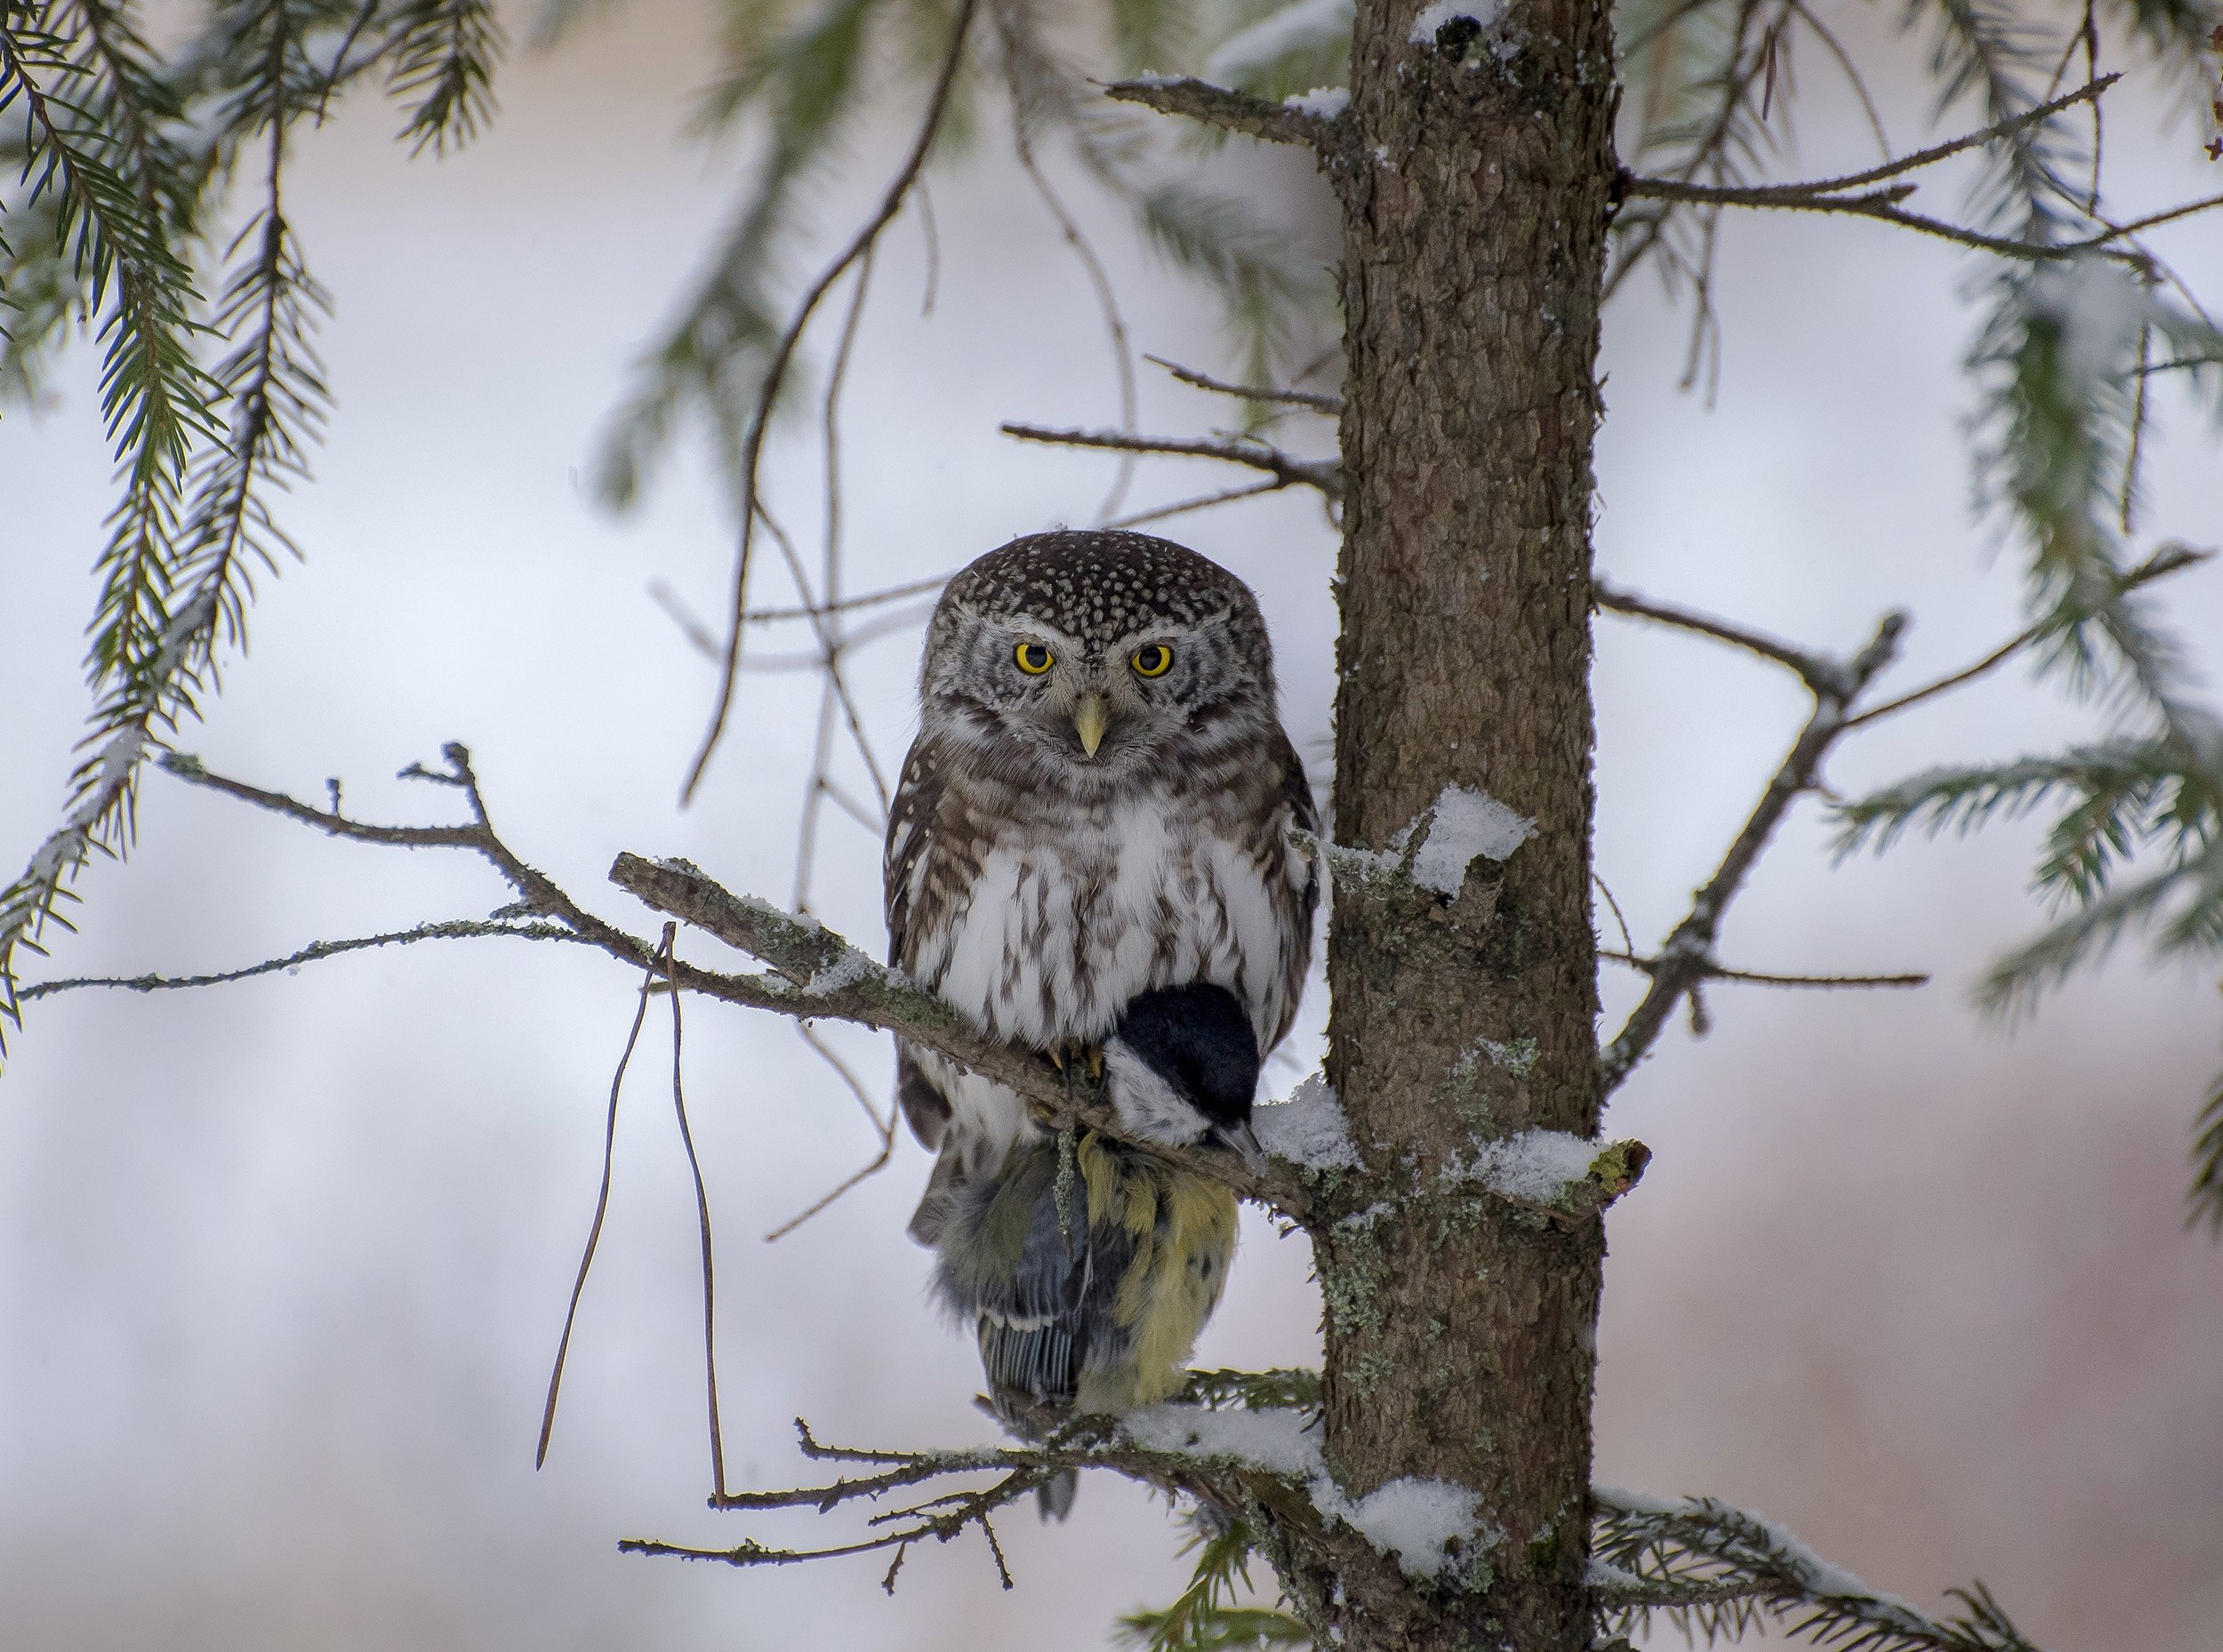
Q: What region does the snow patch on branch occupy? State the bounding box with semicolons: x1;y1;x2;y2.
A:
1124;1400;1323;1479
1452;1128;1601;1205
1595;1487;1936;1630
151;589;218;684
802;950;878;996
1282;85;1350;118
1206;0;1353;85
1125;1404;1483;1577
1339;1477;1484;1578
1253;1072;1360;1170
1407;782;1535;894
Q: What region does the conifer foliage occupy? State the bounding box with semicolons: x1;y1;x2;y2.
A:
0;0;508;1047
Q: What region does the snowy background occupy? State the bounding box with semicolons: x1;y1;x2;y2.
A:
3;2;2220;1646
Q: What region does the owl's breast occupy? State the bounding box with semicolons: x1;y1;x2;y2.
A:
906;791;1302;1051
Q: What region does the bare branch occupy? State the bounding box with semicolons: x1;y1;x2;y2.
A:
1625;176;1920;213
1600;950;1928;990
665;573;953;630
680;0;978;804
1001;36;1140;524
1000;421;1341;500
2073;191;2223;251
603;851;1319;1212
1102;76;1326;147
1841;542;2211;731
1147;354;1344;415
1593;579;1841;691
1623;172;2190;262
137;751;1659;1235
1632;76;2118;209
538;933;666;1470
17;918;585;1002
1105;478;1289;532
1601;612;1906;1092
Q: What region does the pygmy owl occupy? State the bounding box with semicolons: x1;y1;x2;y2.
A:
882;529;1317;1422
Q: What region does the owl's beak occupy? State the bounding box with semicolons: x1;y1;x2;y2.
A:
1073;693;1109;758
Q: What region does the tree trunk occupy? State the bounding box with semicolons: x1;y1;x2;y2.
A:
1309;1;1617;1646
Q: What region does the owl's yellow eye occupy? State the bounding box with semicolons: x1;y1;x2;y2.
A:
1131;644;1174;678
1014;641;1055;676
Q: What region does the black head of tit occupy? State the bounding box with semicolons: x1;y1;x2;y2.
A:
1102;982;1268;1171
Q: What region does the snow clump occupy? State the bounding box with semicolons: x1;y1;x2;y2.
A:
1126;1405;1483;1578
1455;1127;1599;1205
1408;782;1536;894
1283;85;1351;118
1254;1073;1361;1170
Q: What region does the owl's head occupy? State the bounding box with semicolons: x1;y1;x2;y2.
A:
918;531;1278;789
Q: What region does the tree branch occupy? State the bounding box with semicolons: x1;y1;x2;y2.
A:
1601;612;1906;1092
140;748;1335;1217
1841;542;2211;731
136;748;1656;1233
1600;950;1927;990
1000;421;1342;500
679;0;977;805
1102;76;1326;147
1593;579;1842;691
1625;75;2119;211
1105;477;1289;532
1147;353;1344;415
1593;1488;2045;1651
17;918;586;1002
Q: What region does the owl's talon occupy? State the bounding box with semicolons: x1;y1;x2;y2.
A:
1084;1045;1104;1081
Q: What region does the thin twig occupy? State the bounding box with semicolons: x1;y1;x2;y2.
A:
1617;78;2143;266
1104;477;1288;531
2070;189;2223;249
1000;421;1341;499
1005;45;1139;523
915;178;940;318
146;750;1326;1221
757;509;893;815
1101;76;1326;146
1600;950;1928;990
1784;0;1890;164
1677;76;2113;203
680;0;977;804
1146;354;1343;414
662;927;728;1502
662;573;952;630
1625;175;1917;211
1839;543;2210;730
537;936;664;1469
18;919;582;1002
761;1022;899;1242
1601;612;1906;1092
1593;873;1636;959
1593;579;1840;690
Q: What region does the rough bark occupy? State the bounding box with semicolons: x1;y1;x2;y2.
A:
1308;1;1617;1647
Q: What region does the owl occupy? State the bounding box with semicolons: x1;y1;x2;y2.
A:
884;530;1318;1228
882;529;1317;1420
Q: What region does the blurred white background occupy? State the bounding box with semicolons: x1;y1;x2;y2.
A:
3;3;2220;1646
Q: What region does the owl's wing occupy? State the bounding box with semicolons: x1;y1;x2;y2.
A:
885;736;960;1159
1265;726;1322;1053
883;734;942;968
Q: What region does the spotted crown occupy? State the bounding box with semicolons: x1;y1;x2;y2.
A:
928;529;1267;662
